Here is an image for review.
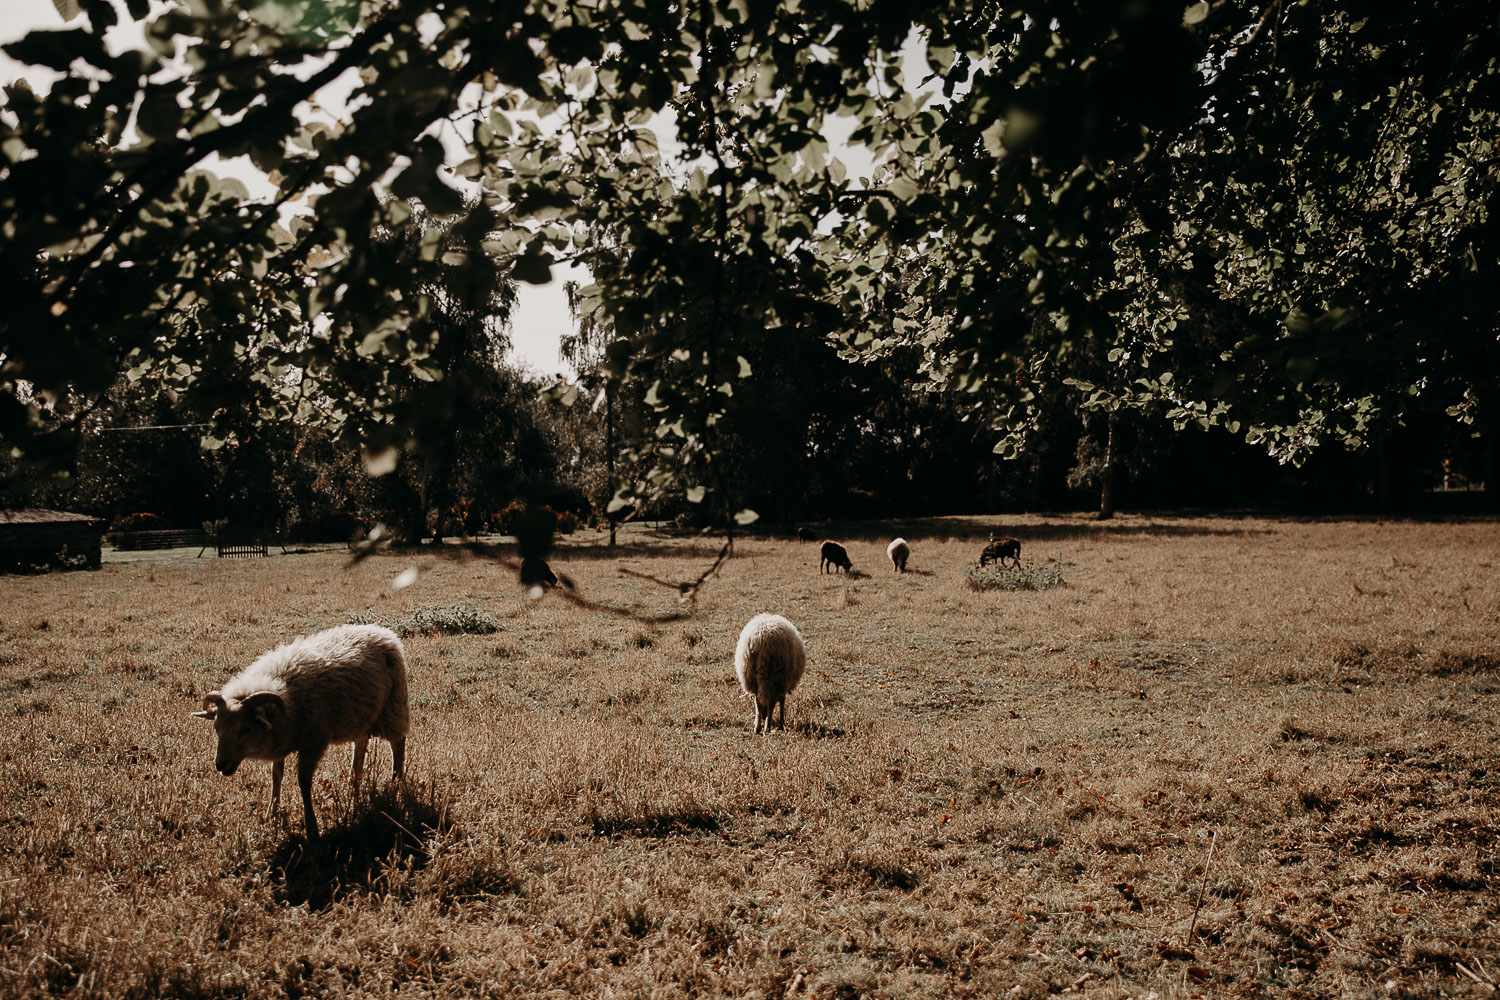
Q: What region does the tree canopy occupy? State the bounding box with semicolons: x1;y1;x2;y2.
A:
2;0;1494;515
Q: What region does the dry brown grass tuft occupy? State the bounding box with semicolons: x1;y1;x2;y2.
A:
1;513;1497;998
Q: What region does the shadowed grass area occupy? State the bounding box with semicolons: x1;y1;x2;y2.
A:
0;513;1497;999
269;780;472;909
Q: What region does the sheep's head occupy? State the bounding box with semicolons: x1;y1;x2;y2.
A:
192;690;285;775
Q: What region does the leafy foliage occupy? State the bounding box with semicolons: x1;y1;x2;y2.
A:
1;0;1494;509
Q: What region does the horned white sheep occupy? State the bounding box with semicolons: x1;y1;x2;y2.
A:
734;613;806;734
887;537;910;572
191;623;409;841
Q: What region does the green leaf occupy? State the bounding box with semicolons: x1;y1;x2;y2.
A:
888;177;920;203
512;253;553;285
4;28;92;72
980;120;1007;158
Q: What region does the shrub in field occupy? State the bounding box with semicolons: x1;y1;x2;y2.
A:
551;508;579;534
964;560;1065;592
111;512;169;532
492;503;525;536
348;604;502;636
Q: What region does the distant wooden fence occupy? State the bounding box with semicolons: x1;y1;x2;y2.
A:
216;537;269;558
111;529;211;551
109;529;275;557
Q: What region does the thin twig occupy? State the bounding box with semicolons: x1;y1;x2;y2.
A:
1186;828;1218;943
1455;961;1496;992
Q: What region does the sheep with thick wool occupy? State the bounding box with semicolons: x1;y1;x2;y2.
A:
734;614;806;734
192;624;409;841
887;537;911;572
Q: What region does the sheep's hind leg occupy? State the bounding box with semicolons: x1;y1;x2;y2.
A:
391;737;405;781
297;746;327;842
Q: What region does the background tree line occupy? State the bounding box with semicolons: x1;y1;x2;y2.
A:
0;0;1493;533
2;300;1476;540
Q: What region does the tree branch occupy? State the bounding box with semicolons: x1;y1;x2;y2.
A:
57;12;407;303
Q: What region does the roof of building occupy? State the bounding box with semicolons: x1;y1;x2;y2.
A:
0;509;104;525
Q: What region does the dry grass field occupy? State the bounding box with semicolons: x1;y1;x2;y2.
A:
1;513;1497;999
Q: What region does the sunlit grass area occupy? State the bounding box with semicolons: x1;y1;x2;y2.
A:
1;513;1497;998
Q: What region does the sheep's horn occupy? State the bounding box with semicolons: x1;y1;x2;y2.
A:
241;691;285;724
192;691;226;719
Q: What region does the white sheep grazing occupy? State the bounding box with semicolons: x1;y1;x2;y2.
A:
887;537;910;572
192;624;409;841
734;613;806;734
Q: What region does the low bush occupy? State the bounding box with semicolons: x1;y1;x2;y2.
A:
111;512;169;532
347;603;503;636
492;503;525;537
964;560;1065;592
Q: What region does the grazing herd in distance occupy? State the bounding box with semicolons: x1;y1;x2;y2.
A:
804;530;1023;575
190;528;1027;841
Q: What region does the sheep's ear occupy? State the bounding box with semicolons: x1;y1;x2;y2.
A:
242;691;285;729
192;691;226;720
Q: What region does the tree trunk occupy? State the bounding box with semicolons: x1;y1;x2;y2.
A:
1485;430;1497;512
414;475;432;545
413;454;442;544
1098;411;1117;520
1374;434;1391;513
606;382;617;549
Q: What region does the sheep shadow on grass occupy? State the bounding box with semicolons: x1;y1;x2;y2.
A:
587;805;723;839
269;779;459;910
789;720;848;739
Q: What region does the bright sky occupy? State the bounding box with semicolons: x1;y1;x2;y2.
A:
0;0;577;376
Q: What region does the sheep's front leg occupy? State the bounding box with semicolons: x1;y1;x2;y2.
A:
754;700;768;734
774;697;788;732
297;745;327;842
269;759;285;820
351;736;368;790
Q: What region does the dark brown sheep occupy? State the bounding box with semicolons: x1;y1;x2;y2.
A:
979;535;1021;568
819;540;853;574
